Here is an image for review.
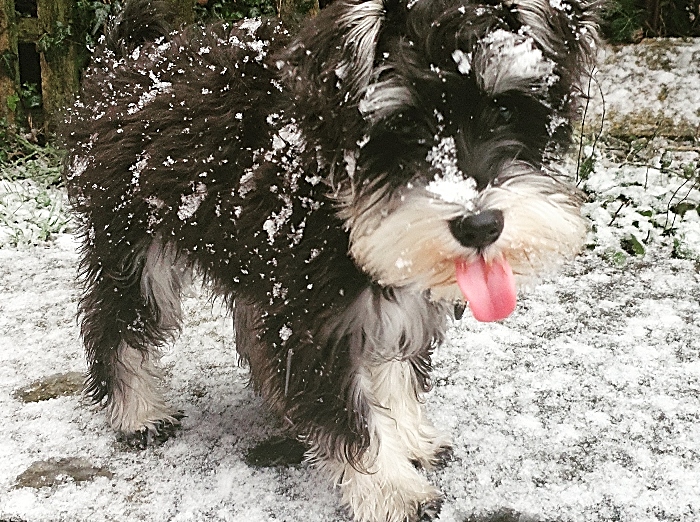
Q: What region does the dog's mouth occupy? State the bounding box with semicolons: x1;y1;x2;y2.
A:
449;208;516;322
455;256;516;322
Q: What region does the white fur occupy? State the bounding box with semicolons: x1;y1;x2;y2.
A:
507;0;598;57
335;0;386;97
107;342;181;434
369;360;451;468
104;240;189;435
307;288;449;521
343;185;477;293
360;80;416;124
479;164;588;287
474;29;556;96
321;285;448;360
141;239;190;331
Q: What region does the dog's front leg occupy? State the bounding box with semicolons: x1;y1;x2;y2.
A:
238;283;451;521
309;357;446;522
302;287;452;522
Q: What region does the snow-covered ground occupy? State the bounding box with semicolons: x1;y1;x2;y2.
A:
1;40;699;522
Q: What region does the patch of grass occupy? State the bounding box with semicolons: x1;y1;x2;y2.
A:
0;128;64;183
600;0;700;42
194;0;276;23
0;127;71;247
0;179;71;247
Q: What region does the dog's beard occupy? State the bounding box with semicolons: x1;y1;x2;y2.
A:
340;161;586;306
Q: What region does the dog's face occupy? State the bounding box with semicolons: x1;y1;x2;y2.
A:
283;0;597;320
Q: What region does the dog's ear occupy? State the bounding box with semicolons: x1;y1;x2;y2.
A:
280;0;386;102
277;0;391;151
502;0;601;145
507;0;601;68
505;0;601;105
103;0;175;58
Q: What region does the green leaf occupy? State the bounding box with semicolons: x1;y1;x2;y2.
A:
621;234;645;256
6;93;20;112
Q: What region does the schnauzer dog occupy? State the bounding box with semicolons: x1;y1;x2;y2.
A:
62;0;598;520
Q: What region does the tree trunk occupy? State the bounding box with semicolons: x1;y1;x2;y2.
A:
0;0;19;128
35;0;79;131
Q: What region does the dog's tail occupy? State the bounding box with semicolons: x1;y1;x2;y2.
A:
102;0;175;57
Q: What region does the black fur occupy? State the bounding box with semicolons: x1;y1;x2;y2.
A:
62;0;599;519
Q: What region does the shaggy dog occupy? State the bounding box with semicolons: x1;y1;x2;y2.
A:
62;0;598;520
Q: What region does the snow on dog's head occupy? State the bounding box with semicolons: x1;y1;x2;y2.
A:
316;0;597;320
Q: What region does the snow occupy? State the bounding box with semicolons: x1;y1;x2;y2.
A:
178;182;208;221
451;50;472;75
585;39;700;138
426;137;479;209
1;40;700;522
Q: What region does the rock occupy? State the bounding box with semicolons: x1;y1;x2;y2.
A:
13;371;83;402
465;508;549;522
15;457;113;489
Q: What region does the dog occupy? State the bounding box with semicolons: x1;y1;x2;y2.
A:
62;0;598;520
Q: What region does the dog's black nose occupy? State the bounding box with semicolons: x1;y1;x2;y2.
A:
449;209;504;249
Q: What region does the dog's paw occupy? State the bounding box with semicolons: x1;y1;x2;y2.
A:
412;444;455;470
418;497;443;521
117;411;185;449
245;436;307;467
432;444;455;468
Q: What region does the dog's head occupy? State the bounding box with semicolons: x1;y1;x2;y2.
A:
281;0;599;320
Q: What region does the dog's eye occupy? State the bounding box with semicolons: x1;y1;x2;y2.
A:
495;103;517;125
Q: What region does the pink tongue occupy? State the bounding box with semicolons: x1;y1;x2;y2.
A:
455;257;517;322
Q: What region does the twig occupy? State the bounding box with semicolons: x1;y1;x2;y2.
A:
608;199;629;227
664;177;697;231
576;67;605;185
575;70;594;183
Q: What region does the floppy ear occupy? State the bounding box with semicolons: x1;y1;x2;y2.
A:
505;0;601;116
502;0;601;147
281;0;386;101
277;0;388;151
508;0;600;72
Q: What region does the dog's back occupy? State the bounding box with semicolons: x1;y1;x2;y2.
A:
61;4;305;307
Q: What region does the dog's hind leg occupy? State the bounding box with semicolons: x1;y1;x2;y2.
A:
79;238;187;447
